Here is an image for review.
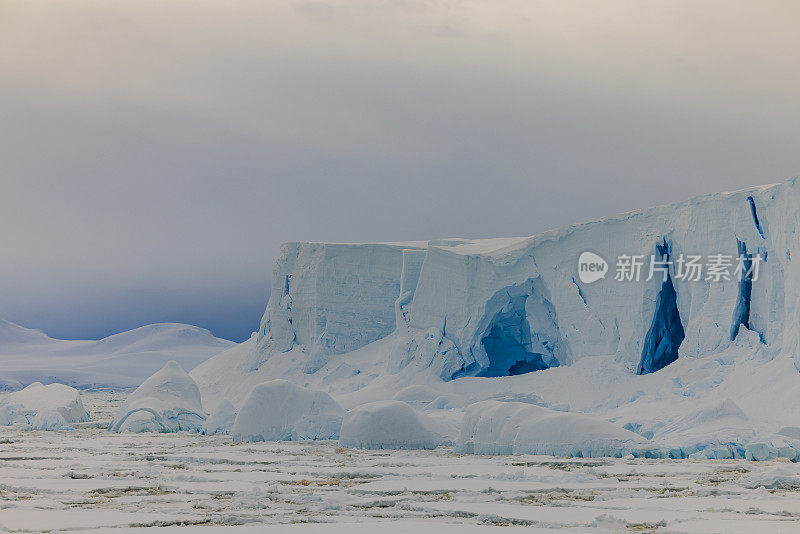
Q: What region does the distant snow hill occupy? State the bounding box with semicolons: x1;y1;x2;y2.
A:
0;320;234;390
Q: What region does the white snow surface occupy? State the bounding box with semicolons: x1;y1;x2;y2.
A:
109;361;205;433
231;380;343;442
0;320;233;389
0;382;89;428
339;400;445;450
185;179;800;458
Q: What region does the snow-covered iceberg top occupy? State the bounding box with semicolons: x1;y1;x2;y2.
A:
0;382;89;429
109;361;205;433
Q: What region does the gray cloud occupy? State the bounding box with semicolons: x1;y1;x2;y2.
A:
1;1;799;341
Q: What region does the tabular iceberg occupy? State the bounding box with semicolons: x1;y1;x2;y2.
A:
191;178;800;458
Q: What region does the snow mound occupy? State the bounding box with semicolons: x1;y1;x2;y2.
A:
0;382;89;428
339;400;443;450
457;401;658;457
109;361;205;433
231;380;343;442
202;399;237;435
0;321;233;389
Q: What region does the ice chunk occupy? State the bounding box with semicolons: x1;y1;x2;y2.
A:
743;466;800;490
457;400;658;457
109;361;205;433
30;409;73;431
202;399;237;435
0;382;89;427
231;380;343;442
339;400;443;450
746;442;779;461
651;399;755;459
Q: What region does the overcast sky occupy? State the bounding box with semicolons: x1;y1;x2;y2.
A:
1;1;799;341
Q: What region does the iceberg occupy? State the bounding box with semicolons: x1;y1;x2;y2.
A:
109;361;205;433
191;178;800;459
0;382;89;428
202;181;797;383
456;400;658;457
231;380;343;442
339;400;443;450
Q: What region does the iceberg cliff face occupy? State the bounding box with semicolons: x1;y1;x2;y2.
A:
256;241;427;372
249;180;797;379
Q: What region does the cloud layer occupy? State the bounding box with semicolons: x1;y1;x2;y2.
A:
1;1;799;341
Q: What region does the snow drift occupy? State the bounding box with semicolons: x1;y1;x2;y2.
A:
0;382;89;429
109;361;205;433
231;380;343;442
339;400;443;450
